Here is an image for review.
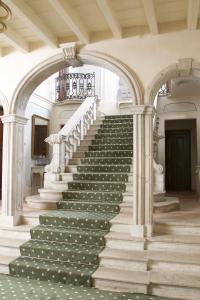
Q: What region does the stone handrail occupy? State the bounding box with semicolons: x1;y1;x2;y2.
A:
44;96;97;187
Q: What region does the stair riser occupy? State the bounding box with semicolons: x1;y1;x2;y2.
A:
0;247;20;257
151;284;200;300
51;182;68;191
147;242;200;253
39;216;111;231
100;258;147;271
85;151;133;158
57;202;120;213
0;265;9;274
61;174;73;182
31;230;106;247
77;166;132;173
68;182;126;192
20;247;100;266
93;279;147;294
39;190;62;201
21;217;39;226
110;224;132;233
63;191;123;202
105;239;145;251
10;265;92;287
0;230;30;240
150;261;200;273
73;173;129;182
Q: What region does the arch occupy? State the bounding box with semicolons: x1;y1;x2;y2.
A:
145;58;200;105
10;49;144;116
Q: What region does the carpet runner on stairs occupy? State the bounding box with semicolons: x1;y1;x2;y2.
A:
9;114;134;287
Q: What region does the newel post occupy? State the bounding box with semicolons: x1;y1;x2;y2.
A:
44;134;66;188
132;105;155;237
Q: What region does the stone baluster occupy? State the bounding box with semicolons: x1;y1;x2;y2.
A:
132;105;155;238
44;134;66;188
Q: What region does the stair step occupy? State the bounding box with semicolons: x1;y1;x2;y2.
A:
68;181;126;192
0;237;23;256
73;172;130;182
10;256;96;286
63;190;123;203
77;165;132;173
57;200;120;213
20;240;102;265
80;157;132;165
85;150;133;158
91;138;133;145
31;225;107;246
105;231;145;250
39;210;115;231
89;144;133;151
154;222;200;236
93;267;148;293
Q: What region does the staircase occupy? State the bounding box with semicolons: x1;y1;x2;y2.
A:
9;114;134;287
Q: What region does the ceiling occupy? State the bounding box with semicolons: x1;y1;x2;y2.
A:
0;0;199;54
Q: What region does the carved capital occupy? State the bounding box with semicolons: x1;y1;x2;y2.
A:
62;43;83;67
45;134;65;145
131;105;155;116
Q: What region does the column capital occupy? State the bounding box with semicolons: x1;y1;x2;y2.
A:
131;105;155;116
1;114;28;125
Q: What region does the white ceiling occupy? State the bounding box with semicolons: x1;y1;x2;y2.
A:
0;0;199;54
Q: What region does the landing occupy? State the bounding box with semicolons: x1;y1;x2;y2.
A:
154;192;200;226
0;274;171;300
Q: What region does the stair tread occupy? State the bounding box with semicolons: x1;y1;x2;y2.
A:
0;237;26;248
10;256;97;274
21;239;103;253
150;234;200;244
0;255;17;265
99;248;148;261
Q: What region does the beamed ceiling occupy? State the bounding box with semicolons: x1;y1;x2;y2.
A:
0;0;199;54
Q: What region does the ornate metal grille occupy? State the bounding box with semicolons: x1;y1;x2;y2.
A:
158;82;170;97
56;70;95;101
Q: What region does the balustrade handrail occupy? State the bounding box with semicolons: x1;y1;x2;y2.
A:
59;96;96;137
44;96;98;186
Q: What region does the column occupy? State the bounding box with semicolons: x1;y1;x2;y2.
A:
132;105;155;237
1;114;28;226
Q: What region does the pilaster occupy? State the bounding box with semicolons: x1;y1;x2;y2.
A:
131;105;155;237
1;114;28;226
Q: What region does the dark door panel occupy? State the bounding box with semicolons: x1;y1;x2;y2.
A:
165;130;191;191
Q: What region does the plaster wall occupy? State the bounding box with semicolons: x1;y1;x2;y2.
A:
0;30;200;110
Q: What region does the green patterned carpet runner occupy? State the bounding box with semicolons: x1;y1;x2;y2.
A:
9;114;134;287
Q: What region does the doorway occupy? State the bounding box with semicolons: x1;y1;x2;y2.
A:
165;119;197;192
165;129;191;191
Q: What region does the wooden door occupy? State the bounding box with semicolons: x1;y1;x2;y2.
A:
165;130;191;191
0;107;3;198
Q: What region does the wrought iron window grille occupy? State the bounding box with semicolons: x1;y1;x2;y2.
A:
158;82;171;97
56;72;95;101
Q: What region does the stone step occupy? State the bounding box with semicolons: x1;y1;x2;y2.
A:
154;222;200;236
0;255;16;274
0;225;31;240
80;140;92;147
105;231;145;250
26;195;57;210
110;212;133;232
39;188;63;201
65;165;77;173
92;267;148;293
99;248;147;271
148;234;200;252
21;210;43;226
0;238;22;256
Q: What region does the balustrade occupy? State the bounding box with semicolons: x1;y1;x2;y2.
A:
44;97;97;188
56;71;95;101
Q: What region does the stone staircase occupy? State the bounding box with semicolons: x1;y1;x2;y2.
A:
5;113;200;300
9;114;134;287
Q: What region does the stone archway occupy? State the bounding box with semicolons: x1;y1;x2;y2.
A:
145;58;200;105
1;47;144;225
10;48;144;116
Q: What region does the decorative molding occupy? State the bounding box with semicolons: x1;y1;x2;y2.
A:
1;114;28;124
62;44;83;67
177;58;193;76
131;105;155;116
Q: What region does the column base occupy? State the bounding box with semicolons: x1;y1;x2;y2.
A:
131;224;154;238
0;214;21;226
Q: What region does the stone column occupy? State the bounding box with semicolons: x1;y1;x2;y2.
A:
1;114;28;226
132;105;155;237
